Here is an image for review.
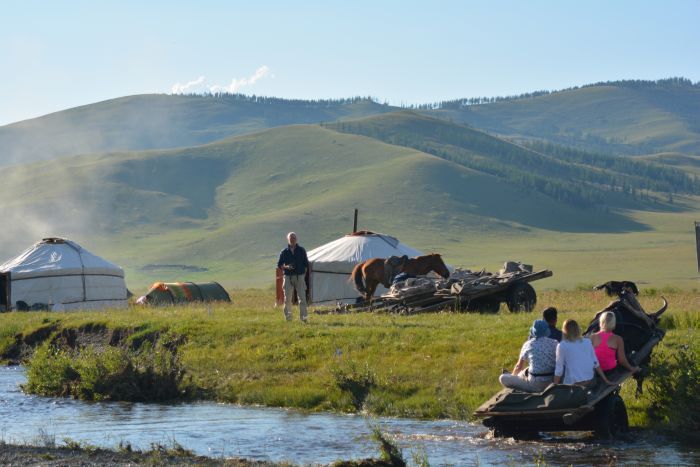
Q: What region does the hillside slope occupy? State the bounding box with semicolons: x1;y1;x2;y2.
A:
428;79;700;156
0;95;394;167
2;116;698;290
2;80;699;170
327;112;698;208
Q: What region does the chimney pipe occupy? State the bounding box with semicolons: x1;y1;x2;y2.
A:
353;209;358;233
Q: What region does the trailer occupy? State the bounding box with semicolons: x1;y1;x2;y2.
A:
474;281;668;439
330;262;552;314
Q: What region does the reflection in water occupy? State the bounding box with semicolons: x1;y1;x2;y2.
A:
0;367;696;465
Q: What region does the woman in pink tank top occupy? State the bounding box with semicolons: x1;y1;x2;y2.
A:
590;311;641;374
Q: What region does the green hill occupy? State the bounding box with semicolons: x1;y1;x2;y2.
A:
2;114;698;291
2;79;699;170
0;95;395;166
429;78;700;156
326;112;698;208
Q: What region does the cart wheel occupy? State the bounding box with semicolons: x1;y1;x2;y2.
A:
506;283;536;312
594;393;629;439
466;298;500;313
492;425;538;440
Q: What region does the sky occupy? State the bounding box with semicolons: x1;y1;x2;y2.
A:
1;0;699;125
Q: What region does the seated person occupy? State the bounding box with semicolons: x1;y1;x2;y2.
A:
500;319;558;392
590;311;641;375
554;319;614;386
542;306;562;342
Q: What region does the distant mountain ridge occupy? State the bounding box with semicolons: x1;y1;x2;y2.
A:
0;95;394;166
1;79;699;168
428;78;700;156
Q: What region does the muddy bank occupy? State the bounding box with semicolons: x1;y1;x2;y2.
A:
0;442;279;466
1;320;167;365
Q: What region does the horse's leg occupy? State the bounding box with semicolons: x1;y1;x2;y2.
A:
365;279;378;306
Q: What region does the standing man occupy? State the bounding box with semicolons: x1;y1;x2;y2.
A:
277;232;309;322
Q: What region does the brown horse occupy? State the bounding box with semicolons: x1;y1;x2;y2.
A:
351;253;450;302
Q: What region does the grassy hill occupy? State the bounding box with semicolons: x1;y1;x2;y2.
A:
0;94;395;167
2;79;699;170
429;79;700;156
2;113;698;291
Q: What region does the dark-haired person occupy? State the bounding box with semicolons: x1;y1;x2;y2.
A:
277;232;309;322
500;319;558;392
553;319;614;386
590;311;641;375
542;306;562;342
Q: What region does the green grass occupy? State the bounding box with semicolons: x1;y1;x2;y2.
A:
2;288;697;428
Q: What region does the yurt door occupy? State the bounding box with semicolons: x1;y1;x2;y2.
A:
0;272;8;311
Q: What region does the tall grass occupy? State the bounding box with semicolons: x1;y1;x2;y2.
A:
2;288;697;426
24;340;192;402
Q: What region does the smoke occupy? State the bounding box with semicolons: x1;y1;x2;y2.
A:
170;66;272;95
0;163;101;263
170;76;206;94
209;66;271;93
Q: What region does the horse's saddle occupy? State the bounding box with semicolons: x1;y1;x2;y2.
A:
383;255;408;287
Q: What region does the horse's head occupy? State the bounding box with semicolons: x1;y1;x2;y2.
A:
430;253;450;279
585;281;667;353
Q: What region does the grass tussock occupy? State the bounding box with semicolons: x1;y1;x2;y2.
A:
2;288;698;427
332;360;377;410
24;338;192;402
645;342;699;439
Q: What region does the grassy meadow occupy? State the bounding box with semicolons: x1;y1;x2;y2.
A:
1;288;697;430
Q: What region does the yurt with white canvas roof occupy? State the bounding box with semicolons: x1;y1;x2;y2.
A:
0;238;128;311
300;231;424;305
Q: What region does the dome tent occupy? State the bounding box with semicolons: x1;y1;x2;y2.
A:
137;281;230;305
303;231;424;305
0;238;128;311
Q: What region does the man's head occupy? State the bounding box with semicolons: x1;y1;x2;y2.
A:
287;232;298;247
542;306;558;326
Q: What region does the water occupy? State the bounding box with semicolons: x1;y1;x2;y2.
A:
0;366;696;465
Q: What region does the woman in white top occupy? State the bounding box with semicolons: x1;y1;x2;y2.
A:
553;319;614;386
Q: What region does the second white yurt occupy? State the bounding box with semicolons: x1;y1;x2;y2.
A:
306;231;424;305
0;238;128;311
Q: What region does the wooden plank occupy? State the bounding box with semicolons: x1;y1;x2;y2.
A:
407;298;456;314
453;270;553;299
475;407;587;417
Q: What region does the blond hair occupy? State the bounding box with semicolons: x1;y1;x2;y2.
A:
599;311;616;332
562;319;581;342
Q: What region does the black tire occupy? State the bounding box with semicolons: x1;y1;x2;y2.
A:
506;282;536;312
466;298;501;313
594;393;629;439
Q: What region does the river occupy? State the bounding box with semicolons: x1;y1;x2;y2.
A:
0;366;695;465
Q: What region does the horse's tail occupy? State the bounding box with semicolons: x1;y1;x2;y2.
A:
351;261;367;294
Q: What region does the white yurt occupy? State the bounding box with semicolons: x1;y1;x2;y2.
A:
0;238;128;311
306;231;424;305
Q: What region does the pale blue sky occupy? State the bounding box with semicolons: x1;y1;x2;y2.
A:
1;0;698;125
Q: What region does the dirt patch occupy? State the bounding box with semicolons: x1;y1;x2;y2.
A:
0;442;279;466
1;322;61;363
50;324;137;350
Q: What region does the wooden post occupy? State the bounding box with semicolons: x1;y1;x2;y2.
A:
353;209;358;233
695;221;700;273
